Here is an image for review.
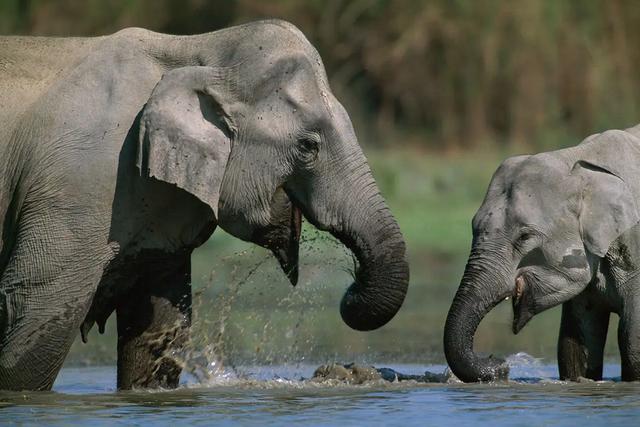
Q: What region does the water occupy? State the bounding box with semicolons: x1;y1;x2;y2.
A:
1;362;638;426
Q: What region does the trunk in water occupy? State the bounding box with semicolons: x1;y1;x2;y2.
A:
443;248;511;382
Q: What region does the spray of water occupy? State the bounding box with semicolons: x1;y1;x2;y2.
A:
172;229;354;386
505;352;550;381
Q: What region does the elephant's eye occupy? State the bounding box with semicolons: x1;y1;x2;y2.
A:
298;132;320;162
300;137;318;152
519;232;534;242
515;230;538;248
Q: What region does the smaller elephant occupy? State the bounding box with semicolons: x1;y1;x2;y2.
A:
444;124;640;382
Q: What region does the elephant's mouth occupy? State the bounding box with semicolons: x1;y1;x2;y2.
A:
271;203;302;286
512;274;534;334
249;189;303;287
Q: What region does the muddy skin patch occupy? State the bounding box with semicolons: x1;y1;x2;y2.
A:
561;249;588;269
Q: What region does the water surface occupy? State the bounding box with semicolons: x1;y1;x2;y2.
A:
1;362;638;426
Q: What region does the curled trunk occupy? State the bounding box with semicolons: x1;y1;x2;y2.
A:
443;247;511;382
335;197;409;331
299;154;409;331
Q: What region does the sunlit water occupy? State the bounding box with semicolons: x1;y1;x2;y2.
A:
1;358;638;426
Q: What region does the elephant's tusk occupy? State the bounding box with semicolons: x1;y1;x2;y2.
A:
514;275;526;303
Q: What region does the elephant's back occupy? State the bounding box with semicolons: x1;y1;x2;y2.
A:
0;36;101;139
0;37;99;227
0;31;164;174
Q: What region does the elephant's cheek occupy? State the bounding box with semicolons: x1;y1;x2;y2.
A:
217;213;254;241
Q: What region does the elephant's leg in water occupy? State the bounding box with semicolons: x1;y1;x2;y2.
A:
0;212;105;391
116;257;191;390
557;292;610;381
619;296;640;381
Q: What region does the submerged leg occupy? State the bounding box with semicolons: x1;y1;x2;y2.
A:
116;257;191;389
557;293;610;381
618;298;640;381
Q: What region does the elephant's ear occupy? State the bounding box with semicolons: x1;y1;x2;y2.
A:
137;66;237;219
573;160;640;257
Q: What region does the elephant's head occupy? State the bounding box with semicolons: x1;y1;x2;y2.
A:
444;136;640;382
136;23;409;331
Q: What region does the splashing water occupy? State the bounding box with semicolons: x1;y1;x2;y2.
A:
175;229;357;386
505;352;550;381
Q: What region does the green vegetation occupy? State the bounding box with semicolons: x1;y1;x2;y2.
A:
367;148;506;254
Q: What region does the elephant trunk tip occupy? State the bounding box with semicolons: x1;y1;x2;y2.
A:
443;267;512;382
443;327;510;382
339;264;409;331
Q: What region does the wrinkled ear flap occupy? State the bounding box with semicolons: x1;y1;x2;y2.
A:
137;66;236;219
573;160;640;257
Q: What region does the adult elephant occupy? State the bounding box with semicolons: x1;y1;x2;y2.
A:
444;125;640;382
0;20;409;391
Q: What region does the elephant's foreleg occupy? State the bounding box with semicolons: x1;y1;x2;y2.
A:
0;217;107;390
618;298;640;381
116;258;191;390
557;295;610;381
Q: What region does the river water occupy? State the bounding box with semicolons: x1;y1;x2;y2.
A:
1;360;638;426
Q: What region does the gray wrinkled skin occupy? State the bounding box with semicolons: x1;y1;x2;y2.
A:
0;20;409;391
444;124;640;382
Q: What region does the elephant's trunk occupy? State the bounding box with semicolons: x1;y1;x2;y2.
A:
336;204;409;331
318;158;409;331
443;246;511;382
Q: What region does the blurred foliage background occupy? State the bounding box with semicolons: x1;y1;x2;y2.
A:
1;0;637;371
2;0;640;149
